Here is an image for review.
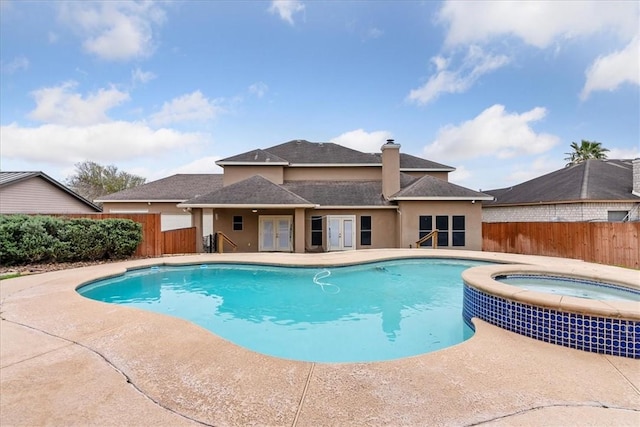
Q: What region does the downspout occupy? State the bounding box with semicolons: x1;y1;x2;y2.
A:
397;207;403;248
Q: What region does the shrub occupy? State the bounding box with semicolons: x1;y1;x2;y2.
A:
101;219;142;259
0;215;143;266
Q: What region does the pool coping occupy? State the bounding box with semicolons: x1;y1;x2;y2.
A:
462;264;640;321
2;249;639;426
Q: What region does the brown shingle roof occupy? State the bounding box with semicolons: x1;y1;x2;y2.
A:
484;159;638;205
282;181;390;206
96;174;223;201
219;140;381;165
218;140;455;170
181;175;314;207
216;149;288;164
394;175;493;200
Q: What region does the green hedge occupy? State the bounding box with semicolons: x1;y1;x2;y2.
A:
0;215;143;266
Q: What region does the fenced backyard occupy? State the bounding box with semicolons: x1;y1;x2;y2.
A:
24;214;638;268
482;221;639;269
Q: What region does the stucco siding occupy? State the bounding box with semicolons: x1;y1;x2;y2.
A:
397;201;483;250
483;202;640;222
212;208;289;252
0;177;98;214
223;166;284;186
284;167;380;181
305;208;397;251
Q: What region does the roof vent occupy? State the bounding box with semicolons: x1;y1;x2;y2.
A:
386;139;395;144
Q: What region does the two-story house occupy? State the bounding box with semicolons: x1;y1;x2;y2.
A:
98;139;492;252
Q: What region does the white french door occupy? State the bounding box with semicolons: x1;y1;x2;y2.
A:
259;216;292;252
327;215;356;251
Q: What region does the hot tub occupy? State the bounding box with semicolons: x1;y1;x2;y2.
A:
462;265;640;359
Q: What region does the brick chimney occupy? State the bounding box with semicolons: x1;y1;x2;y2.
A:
633;158;640;197
381;139;401;199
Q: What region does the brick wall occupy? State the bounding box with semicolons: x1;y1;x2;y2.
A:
483;202;640;223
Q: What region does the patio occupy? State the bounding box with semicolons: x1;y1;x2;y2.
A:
1;250;639;426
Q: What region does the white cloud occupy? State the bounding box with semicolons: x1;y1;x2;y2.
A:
330;129;393;153
608;146;640;160
167;156;223;175
0;122;206;166
581;36;640;100
424;104;560;161
58;1;166;61
438;1;639;48
506;155;563;185
28;81;130;126
436;1;639;100
448;165;471;186
248;82;269;98
269;0;305;25
2;55;29;74
149;91;225;126
131;67;156;85
407;46;510;105
48;31;59;44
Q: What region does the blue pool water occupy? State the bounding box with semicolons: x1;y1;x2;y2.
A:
78;258;490;363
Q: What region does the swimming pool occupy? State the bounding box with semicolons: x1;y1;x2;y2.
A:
78;258;490;363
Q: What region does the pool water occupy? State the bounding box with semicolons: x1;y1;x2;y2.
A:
495;275;640;302
79;259;489;363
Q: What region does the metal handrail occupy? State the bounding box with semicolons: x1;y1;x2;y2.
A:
216;232;238;253
415;230;438;248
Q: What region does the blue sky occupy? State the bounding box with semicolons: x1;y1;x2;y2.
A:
1;0;638;192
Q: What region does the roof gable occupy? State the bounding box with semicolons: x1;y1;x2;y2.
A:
181;175;314;207
0;171;101;211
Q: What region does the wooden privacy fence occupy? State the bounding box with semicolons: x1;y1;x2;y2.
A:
163;227;197;254
482;222;639;269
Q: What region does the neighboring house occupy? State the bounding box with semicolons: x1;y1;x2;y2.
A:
0;171;101;214
99;139;493;253
483;159;640;223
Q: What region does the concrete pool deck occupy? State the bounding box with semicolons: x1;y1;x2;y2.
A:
1;249;639;426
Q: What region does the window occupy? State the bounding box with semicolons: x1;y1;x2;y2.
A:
608;211;628;222
419;215;465;247
418;215;432;247
311;216;323;246
436;215;449;247
232;215;243;231
452;215;465;246
360;215;372;246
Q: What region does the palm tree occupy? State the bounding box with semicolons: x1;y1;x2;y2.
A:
564;140;609;166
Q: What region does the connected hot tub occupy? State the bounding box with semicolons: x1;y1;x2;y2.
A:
462;265;640;359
